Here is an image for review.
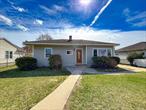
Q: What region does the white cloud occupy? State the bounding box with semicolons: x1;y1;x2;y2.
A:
1;27;146;48
17;24;29;32
53;5;65;11
40;5;65;15
127;11;146;22
33;19;43;25
7;0;26;12
90;0;112;26
123;8;130;17
0;14;13;26
123;8;146;27
12;6;26;12
39;5;57;15
133;19;146;27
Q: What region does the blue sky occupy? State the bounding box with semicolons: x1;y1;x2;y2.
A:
0;0;146;48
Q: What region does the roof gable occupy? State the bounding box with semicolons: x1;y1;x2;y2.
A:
117;42;146;52
0;38;19;49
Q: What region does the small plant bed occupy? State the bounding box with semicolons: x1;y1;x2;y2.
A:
96;67;129;73
0;67;70;110
66;72;146;110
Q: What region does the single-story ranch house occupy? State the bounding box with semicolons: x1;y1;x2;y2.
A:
0;38;23;66
116;42;146;64
24;36;119;67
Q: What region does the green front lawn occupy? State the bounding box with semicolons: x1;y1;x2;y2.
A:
96;67;128;72
0;67;70;110
66;73;146;110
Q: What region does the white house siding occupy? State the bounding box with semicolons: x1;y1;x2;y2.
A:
117;51;146;64
0;39;19;65
33;45;87;67
117;52;129;64
33;45;115;67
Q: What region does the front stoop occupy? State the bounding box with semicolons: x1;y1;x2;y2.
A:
30;74;81;110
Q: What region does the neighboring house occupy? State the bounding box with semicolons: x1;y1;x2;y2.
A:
116;42;146;64
24;36;119;67
0;38;22;66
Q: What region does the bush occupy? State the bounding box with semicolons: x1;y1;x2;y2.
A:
15;57;37;70
48;55;62;70
92;56;118;68
111;57;120;64
127;53;144;65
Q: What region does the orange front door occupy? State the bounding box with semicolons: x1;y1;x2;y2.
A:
76;49;82;64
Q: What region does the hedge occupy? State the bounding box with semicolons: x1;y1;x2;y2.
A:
15;57;37;70
127;52;144;65
92;56;118;68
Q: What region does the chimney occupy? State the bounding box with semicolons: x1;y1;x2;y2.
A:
69;35;72;41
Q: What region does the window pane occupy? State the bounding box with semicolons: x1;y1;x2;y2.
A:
67;50;73;55
98;49;107;56
5;51;9;59
93;49;97;56
107;49;112;56
45;48;52;57
10;51;13;59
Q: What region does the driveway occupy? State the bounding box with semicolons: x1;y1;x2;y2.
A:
118;64;146;72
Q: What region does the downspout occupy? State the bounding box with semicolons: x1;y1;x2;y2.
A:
86;45;87;64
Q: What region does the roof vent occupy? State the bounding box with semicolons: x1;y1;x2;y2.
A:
69;35;72;41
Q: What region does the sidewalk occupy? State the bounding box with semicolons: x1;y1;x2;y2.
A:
30;69;81;110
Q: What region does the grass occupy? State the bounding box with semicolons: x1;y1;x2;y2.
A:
0;65;17;72
0;66;70;110
66;72;146;110
95;67;129;73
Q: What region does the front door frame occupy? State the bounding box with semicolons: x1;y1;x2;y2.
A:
75;48;83;65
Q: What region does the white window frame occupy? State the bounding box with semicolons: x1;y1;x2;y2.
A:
92;48;112;57
44;48;53;58
9;51;13;59
5;51;13;59
107;48;112;56
5;51;9;59
98;48;107;56
66;50;73;55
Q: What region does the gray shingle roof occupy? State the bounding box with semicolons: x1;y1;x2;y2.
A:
117;42;146;52
24;39;119;46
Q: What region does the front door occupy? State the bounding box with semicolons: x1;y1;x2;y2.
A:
76;49;82;64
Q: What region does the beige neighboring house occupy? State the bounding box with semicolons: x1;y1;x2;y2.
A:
0;38;22;66
24;36;119;67
116;42;146;64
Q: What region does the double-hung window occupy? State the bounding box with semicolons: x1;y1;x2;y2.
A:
10;51;13;58
107;49;112;57
44;48;52;58
5;51;13;59
93;48;112;57
98;48;107;56
93;49;98;57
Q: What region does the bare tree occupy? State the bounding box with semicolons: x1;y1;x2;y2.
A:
36;34;53;41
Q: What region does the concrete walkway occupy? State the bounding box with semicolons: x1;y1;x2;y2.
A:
30;68;81;110
118;64;146;72
30;65;140;110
